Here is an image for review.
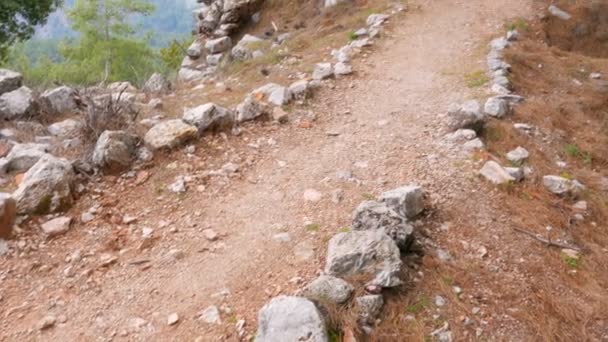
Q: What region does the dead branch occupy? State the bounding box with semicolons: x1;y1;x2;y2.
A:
512;227;581;251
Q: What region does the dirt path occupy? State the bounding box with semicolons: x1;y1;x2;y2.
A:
0;0;536;340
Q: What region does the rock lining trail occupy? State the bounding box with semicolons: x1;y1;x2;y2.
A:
0;0;536;340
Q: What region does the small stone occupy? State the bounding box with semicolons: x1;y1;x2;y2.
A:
167;313;179;326
506;146;529;163
573;201;587;212
435;295;447;307
312;63;333;80
561;248;580;260
303;189;322;202
479;161;515;184
39;315;56;330
272;232;291;242
40;217;72;238
199;306;221;324
204;229;219;241
168;177;187;193
484;97;510;118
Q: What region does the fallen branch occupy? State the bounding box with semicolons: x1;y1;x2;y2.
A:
512;227;581;251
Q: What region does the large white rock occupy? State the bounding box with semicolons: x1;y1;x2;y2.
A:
178;68;208;82
0;86;34;120
12;155;75;214
232;34;263;60
447;100;484;130
325;230;402;287
379;185;425;219
183;103;234;133
0;69;23;95
143;73;170;93
144;120;197;150
484;97;510;118
302;275;354;304
205;36;232;54
312;63;334;80
255;296;328;342
479;161;515;184
0;143;50;174
236;95;270;123
40;86;78;115
48;119;84;139
252;83;292;106
506;146;529;164
187;41;204;59
543;175;585;196
367;14;390;27
352;200;414;250
92;130;138;172
288;80;311;100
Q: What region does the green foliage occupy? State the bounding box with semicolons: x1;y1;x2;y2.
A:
347;31;358;41
2;0;169;86
160;37;193;70
465;70;489;88
561;253;580;269
305;223;320;232
505;17;529;32
0;0;62;61
406;296;430;313
564;143;593;165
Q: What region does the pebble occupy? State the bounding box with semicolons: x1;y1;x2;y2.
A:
203;229;219;241
167;313;180;326
41;217;72;238
303;189;322;202
435;295;447;307
39;315;56;330
199;305;221;324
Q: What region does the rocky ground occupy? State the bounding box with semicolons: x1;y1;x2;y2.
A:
1;0;608;341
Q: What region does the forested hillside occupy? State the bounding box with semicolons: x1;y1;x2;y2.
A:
36;0;197;47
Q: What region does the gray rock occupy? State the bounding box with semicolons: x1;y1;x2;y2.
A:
0;69;23;95
312;63;334;80
178;68;208;82
199;305;221;324
490;37;509;51
0;143;50;174
366;14;390;27
479;161;515;184
445;129;476;143
92;130;138;172
352;200;413;249
506;146;529;164
40;86;78;115
505;167;524;182
0;193;16;238
288;80;311;100
252;83;292;106
324;0;346;7
548;5;571;20
543;175;585;196
143;73;170;93
484;97;510;118
332;46;352;63
236;95;270;123
447;100;484;131
206;53;223;66
0;86;34;120
144;120;198;150
325;230;402;287
183;103;234;133
255;296;327;342
48;119;83;139
356;295;384;324
334;62;353;76
107;81;136;92
302;275;354;304
13;155;75;214
379;185;425;219
232;34;263;60
187;41;204;59
506;30;519;41
206;36;232;53
462;138;485;151
493;75;512;90
40;216;72;238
